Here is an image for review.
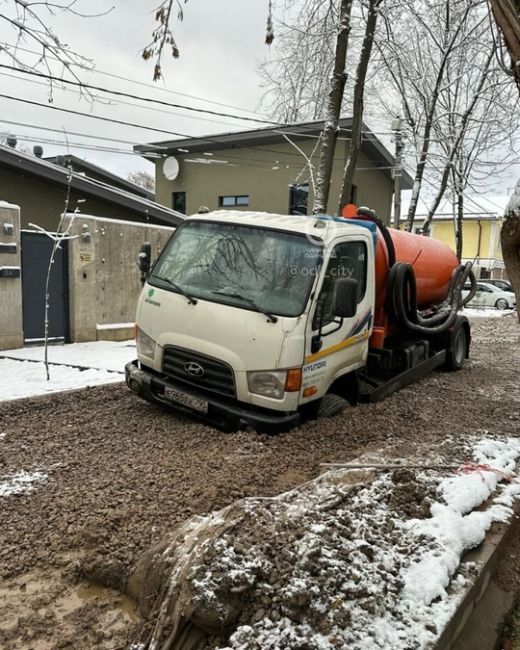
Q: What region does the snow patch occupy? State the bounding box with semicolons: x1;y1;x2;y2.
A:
0;470;47;497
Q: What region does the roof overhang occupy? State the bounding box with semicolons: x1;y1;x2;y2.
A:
135;118;414;190
0;145;183;227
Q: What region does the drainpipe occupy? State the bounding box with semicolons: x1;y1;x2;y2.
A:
476;219;482;264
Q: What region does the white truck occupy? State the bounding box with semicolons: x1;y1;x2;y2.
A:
125;210;474;432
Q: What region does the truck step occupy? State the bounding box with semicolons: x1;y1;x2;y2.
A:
360;351;447;403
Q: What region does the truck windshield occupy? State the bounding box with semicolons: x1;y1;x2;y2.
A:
149;220;322;317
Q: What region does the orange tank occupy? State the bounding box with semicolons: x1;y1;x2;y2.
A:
347;217;459;348
374;227;458;311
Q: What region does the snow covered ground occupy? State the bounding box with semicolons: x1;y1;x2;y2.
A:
0;340;135;402
462;307;515;318
164;437;520;649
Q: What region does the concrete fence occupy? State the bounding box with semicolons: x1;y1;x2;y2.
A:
65;214;174;343
0;205;174;350
0;202;23;350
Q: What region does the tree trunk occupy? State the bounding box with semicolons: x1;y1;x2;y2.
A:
313;0;354;214
455;190;464;262
501;180;520;321
489;0;520;92
337;0;381;214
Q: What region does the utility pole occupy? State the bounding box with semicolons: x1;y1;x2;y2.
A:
391;117;404;229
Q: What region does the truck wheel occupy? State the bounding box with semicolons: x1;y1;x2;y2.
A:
444;325;467;371
317;393;350;418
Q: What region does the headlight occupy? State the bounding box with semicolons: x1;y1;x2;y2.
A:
136;327;156;358
247;368;302;400
248;370;286;399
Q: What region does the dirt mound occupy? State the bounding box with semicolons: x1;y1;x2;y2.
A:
127;468;441;650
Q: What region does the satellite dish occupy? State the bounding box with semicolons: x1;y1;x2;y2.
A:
163;156;180;180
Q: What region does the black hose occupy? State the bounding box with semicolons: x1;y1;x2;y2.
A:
356;207;396;268
387;261;476;335
354;207;477;334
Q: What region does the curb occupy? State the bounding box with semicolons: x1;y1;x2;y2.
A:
435;513;520;650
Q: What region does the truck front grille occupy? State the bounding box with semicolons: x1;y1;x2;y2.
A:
162;346;236;398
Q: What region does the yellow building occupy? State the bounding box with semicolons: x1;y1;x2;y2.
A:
406;215;507;280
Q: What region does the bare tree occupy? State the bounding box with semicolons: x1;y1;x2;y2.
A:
489;0;520;91
337;0;382;213
489;0;520;320
313;0;354;214
0;0;112;91
258;0;340;122
420;47;496;236
377;0;480;231
128;170;155;192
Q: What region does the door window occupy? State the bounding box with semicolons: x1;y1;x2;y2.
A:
313;241;367;329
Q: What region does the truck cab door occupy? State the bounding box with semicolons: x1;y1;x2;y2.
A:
303;238;373;397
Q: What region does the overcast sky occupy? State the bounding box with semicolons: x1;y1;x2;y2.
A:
0;0;272;178
0;0;516;213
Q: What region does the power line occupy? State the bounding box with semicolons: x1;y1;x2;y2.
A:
0;69;264;130
11;134;148;157
0;42;268;119
0;64;281;126
0;118;140;147
0;92;400;168
0;92;202;139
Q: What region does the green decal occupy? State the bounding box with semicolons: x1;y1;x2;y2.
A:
148;288;155;298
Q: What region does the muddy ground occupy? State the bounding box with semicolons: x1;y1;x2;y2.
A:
0;316;519;649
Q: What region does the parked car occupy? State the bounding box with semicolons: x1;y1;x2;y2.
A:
480;278;513;292
463;281;516;310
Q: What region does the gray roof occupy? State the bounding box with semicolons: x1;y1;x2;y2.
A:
0;145;183;227
44;154;155;200
135;118;414;190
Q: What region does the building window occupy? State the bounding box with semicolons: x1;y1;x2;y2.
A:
289;183;309;215
172;192;186;214
219;195;249;207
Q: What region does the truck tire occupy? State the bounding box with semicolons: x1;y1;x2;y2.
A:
317;393;350;418
444;323;467;371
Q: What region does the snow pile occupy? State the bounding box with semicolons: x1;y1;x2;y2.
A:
403;438;520;609
0;470;47;497
132;437;520;650
3;339;135;373
0;340;135;401
0;359;124;402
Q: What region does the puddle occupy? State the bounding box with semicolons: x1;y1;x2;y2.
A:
76;583;140;622
0;561;137;648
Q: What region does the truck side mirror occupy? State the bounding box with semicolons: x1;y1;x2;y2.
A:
138;242;151;286
334;278;358;318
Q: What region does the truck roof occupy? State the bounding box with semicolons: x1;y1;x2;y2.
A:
186;210;373;244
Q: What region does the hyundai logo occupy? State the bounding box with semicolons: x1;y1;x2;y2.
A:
185;361;205;377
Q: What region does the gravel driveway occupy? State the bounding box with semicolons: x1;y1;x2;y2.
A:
0;316;518;649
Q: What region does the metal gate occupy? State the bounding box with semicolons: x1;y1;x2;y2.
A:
21;231;69;343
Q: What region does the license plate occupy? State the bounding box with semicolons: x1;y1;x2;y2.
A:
163;386;208;414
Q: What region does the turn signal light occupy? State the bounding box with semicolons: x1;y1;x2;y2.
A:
285;368;302;392
303;386;318;398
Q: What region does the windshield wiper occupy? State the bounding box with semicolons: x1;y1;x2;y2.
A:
151;275;198;304
212;290;278;323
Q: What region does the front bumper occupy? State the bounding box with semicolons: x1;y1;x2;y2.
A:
125;360;300;433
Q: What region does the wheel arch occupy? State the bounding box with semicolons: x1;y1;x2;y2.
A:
327;370;360;405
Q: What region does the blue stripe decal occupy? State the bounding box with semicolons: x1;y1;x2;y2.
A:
347;309;372;338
